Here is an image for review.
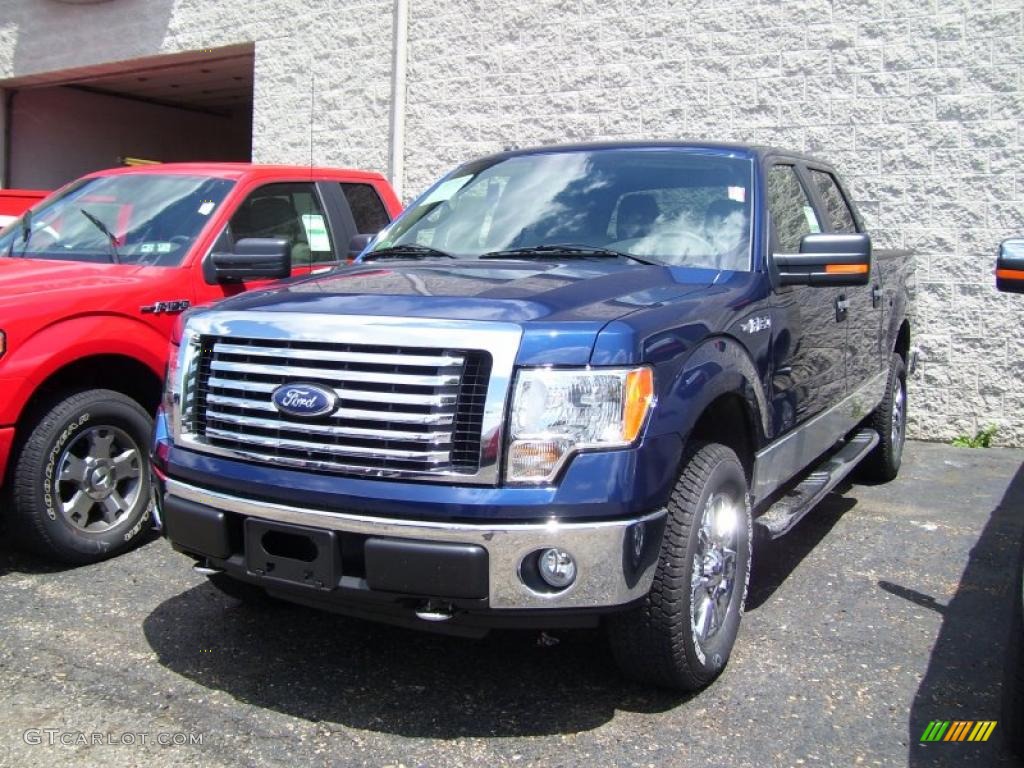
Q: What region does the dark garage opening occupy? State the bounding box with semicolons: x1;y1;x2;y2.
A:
2;44;254;189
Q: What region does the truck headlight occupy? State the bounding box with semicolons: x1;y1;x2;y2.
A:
506;366;654;483
163;328;201;441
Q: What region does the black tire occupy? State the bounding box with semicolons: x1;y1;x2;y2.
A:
862;352;907;482
7;389;154;564
607;442;752;690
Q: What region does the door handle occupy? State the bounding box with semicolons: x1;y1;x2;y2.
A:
835;295;849;322
872;285;883;308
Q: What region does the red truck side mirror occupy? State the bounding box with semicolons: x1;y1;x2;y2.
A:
774;233;872;287
347;233;374;263
996;239;1024;294
207;237;291;283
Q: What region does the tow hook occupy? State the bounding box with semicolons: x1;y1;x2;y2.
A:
193;561;224;577
414;600;455;622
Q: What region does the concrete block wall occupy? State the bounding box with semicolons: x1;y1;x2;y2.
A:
1;0;1022;444
401;0;1024;445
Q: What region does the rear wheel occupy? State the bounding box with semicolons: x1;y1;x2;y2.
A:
7;389;153;564
862;352;907;482
607;442;752;690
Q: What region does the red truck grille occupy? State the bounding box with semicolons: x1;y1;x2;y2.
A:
188;337;491;477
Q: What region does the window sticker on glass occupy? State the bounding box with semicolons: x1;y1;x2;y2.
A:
198;201;216;215
301;214;331;251
803;206;821;233
728;186;746;203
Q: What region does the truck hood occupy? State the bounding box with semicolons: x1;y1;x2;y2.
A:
0;257;150;299
215;260;719;324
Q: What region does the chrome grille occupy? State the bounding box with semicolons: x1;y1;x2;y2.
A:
188;336;492;477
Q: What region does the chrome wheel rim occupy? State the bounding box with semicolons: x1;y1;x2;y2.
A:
891;378;906;456
690;492;740;645
54;425;143;533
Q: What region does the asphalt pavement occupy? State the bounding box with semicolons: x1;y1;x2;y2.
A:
1;440;1022;767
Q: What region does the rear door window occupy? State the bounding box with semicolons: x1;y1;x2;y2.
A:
767;165;821;252
809;170;857;234
340;183;391;234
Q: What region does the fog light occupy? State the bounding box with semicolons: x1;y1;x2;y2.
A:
538;547;576;589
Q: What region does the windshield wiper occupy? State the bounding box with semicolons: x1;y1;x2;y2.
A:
79;208;121;264
6;209;32;258
362;244;454;261
480;244;657;265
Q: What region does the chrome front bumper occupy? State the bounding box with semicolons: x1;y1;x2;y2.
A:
163;479;666;611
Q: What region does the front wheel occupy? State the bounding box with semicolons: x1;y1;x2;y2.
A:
607;442;752;690
7;389;154;564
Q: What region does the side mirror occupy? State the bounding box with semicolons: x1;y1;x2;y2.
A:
774;233;871;287
348;233;374;262
208;238;291;283
996;238;1024;294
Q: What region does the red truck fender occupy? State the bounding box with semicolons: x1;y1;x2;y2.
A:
0;314;167;429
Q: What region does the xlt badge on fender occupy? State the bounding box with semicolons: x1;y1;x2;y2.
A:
271;383;339;418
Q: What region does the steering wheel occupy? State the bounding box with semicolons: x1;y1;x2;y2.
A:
656;230;715;255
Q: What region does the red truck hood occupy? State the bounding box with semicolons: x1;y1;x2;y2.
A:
0;257;151;298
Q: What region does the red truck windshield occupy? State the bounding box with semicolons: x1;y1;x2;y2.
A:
0;174;234;267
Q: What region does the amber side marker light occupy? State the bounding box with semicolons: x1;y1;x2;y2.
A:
825;263;869;275
996;268;1024;280
623;367;655;442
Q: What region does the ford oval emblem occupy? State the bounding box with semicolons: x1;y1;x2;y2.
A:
271;382;338;418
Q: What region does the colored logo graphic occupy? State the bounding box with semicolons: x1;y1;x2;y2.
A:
920;720;997;742
271;382;338;418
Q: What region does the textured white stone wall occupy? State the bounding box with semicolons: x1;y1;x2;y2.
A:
2;0;1022;443
401;0;1024;446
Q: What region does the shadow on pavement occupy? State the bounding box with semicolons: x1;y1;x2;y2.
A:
0;525;161;577
142;484;868;737
143;585;689;738
746;486;858;611
885;460;1024;766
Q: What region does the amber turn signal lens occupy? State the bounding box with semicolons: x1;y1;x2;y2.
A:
622;367;654;442
996;268;1024;280
825;263;868;274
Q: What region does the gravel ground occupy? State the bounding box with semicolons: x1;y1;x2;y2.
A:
1;440;1022;768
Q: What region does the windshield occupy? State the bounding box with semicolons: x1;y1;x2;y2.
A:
371;149;754;270
0;174;235;267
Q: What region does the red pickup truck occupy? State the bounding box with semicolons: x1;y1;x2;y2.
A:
0;163;400;563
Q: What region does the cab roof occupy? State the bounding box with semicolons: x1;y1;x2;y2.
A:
84;162;388;182
471;140;834;169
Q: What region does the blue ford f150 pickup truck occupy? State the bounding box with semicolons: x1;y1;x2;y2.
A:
152;142;912;690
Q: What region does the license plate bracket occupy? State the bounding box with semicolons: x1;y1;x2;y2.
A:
244;518;339;591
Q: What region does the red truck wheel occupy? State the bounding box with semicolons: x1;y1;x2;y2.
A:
7;389;154;564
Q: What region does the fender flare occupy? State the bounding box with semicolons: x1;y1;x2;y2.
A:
648;335;770;452
1;314;167;426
